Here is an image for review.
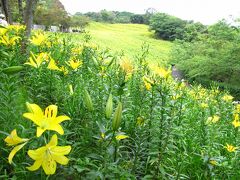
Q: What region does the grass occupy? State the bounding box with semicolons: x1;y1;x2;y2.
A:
71;22;172;65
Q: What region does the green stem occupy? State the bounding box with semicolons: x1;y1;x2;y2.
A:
49;70;53;102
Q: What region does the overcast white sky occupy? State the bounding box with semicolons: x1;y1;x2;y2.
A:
59;0;240;25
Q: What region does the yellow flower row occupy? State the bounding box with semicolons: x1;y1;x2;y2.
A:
25;52;83;72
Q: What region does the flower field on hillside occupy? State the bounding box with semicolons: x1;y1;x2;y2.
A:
0;25;240;179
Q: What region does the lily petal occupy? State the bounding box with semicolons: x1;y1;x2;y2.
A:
55;115;70;123
28;147;47;160
52;154;69;165
36;127;45;137
27;160;42;171
49;124;64;135
29;103;44;115
45;105;58;119
51;146;71;155
8;142;27;164
42;156;57;175
47;134;58;147
23;113;41;126
23;103;44;125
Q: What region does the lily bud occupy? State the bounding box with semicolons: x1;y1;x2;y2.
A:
83;88;94;111
1;66;24;75
105;94;113;119
112;102;122;131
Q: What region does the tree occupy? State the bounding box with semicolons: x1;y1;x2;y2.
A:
130;14;145;24
144;8;156;24
24;0;38;38
114;11;133;23
18;0;24;22
34;0;70;30
149;13;187;41
71;14;90;29
84;12;102;22
182;22;206;42
100;9;115;23
0;0;12;24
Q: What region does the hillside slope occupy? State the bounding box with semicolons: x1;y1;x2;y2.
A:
72;22;172;65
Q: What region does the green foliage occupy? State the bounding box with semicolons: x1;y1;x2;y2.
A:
34;0;69;28
114;11;134;23
130;14;145;24
171;20;240;97
84;10;153;24
150;13;206;41
100;10;116;23
150;13;187;41
70;14;90;30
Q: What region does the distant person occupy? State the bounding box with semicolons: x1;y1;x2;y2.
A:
0;14;8;27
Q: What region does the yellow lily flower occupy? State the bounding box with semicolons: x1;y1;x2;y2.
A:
235;104;240;113
4;129;28;146
60;66;69;75
234;113;239;121
25;52;49;68
101;132;106;139
71;47;83;55
23;103;70;137
120;58;134;75
232;120;240;128
222;95;234;102
115;133;129;141
142;76;154;91
30;32;48;46
66;59;83;70
200;103;209;109
206;115;220;124
0;35;20;46
27;134;71;175
144;81;151;91
232;114;240;128
151;66;171;79
209;160;217;166
7;25;25;34
0;27;7;35
225;143;237;152
4;129;29;164
47;58;61;71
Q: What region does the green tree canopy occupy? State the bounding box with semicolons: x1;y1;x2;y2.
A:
171;20;240;97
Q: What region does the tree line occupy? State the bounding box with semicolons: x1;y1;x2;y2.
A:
0;1;157;30
83;8;156;24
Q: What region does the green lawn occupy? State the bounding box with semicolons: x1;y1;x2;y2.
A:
71;22;172;65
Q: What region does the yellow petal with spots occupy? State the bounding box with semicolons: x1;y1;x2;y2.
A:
42;156;57;175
